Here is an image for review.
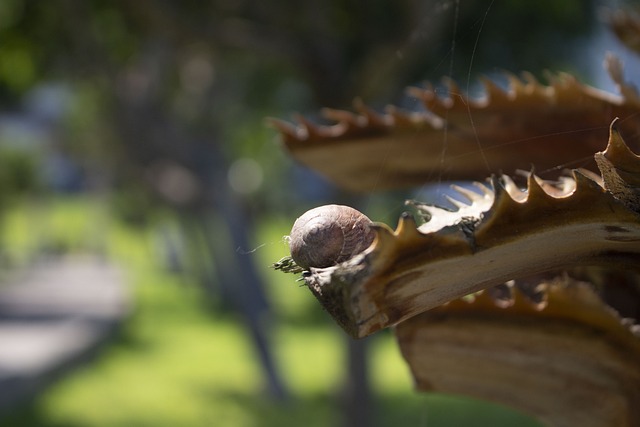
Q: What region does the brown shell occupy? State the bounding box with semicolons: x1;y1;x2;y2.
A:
288;204;375;270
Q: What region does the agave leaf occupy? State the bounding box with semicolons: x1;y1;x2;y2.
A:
396;276;640;427
271;59;640;192
299;121;640;338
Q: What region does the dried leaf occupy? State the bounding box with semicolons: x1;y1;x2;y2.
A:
396;276;640;427
298;122;640;338
272;60;640;192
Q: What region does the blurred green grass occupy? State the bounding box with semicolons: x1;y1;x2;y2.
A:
0;197;542;427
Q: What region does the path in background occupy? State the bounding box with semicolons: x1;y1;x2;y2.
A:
0;257;130;413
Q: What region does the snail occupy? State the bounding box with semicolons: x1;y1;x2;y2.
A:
287;204;376;270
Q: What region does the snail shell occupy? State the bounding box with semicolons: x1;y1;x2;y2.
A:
288;204;376;269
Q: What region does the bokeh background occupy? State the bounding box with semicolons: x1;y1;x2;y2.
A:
0;1;635;426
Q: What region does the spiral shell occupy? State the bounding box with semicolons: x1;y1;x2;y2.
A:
288;204;376;269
